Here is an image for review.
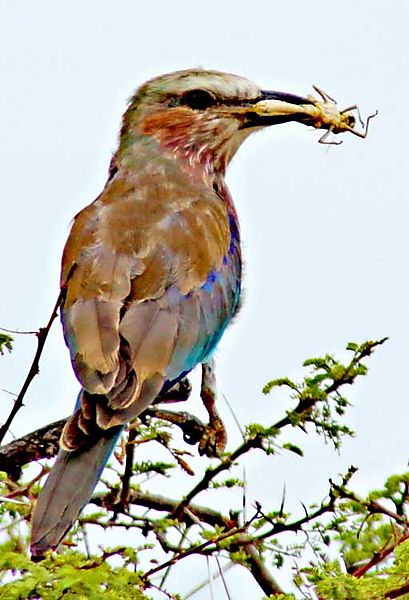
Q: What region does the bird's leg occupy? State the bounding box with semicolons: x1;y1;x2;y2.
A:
141;377;204;447
198;358;227;457
143;370;227;456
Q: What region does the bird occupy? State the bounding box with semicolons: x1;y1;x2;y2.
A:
30;68;343;558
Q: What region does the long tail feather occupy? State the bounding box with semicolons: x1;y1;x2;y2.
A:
30;425;122;558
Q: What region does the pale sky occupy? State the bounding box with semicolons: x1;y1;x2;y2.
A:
1;1;408;597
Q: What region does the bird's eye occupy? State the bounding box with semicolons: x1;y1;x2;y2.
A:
182;89;216;110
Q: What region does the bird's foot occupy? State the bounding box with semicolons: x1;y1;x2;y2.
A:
145;407;205;446
154;377;192;404
198;413;227;457
143;362;227;457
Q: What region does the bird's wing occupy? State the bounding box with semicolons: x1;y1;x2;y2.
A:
59;173;240;449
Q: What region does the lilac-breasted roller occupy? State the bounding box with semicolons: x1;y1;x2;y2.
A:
30;68;351;557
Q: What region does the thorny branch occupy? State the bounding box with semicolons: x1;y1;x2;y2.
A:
0;406;209;481
386;581;409;599
332;479;409;579
0;418;65;480
172;339;387;517
115;426;137;514
352;531;409;578
0;336;395;597
85;492;285;596
89;489;235;530
140;510;261;582
0;423;362;597
330;480;408;527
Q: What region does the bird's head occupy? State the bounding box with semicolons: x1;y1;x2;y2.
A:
117;68;314;176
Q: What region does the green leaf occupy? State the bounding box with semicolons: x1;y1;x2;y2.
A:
282;443;304;457
0;333;13;355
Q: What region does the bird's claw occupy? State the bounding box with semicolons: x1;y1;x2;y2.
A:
154;377;192;404
198;416;227;457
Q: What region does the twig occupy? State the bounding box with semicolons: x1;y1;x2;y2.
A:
254;499;336;542
183;508;232;599
174;342;386;515
206;556;215;600
240;542;285;596
330;481;408;526
79;516;152;530
159;527;189;589
91;489;235;530
183;562;236;600
6;464;49;499
0;406;204;480
351;531;409;578
0;327;37;335
116;427;137;511
141;512;260;583
171;433;265;518
386;581;409;599
0;288;66;444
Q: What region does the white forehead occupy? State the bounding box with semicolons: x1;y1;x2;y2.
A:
145;69;261;101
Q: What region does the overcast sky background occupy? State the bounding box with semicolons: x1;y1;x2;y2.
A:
1;1;408;597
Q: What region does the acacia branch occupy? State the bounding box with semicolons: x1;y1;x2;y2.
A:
91;489;284;595
141;511;261;582
239;542;285;596
90;489;235;530
3;423;285;591
0;338;390;597
0;418;65;480
260;502;334;541
0;405;207;480
351;533;409;577
351;532;409;578
386;581;409;599
330;480;408;527
173;341;386;515
118;427;137;509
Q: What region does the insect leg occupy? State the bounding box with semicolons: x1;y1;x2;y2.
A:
313;85;337;104
319;126;343;145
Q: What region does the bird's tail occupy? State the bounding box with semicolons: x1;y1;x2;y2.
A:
30;425;122;558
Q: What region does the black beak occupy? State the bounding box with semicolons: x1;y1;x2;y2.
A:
240;89;317;129
260;89;314;106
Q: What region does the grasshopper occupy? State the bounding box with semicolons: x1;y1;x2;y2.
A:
306;85;378;145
